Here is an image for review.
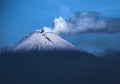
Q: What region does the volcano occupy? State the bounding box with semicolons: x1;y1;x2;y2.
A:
0;28;120;84
11;27;78;52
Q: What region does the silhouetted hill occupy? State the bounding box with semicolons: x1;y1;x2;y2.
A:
0;50;120;84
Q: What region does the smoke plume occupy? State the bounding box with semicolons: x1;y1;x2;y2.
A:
52;11;120;34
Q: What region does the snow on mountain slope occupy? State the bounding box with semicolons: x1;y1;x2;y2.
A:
11;27;78;52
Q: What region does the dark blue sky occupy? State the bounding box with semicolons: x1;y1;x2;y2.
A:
0;0;120;55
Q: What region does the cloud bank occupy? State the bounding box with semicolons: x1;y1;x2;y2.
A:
52;11;120;34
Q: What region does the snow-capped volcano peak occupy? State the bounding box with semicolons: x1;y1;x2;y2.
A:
12;28;78;52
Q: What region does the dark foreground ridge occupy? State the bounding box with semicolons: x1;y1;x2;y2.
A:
0;50;120;84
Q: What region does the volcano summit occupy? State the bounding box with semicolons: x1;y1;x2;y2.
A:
11;27;78;52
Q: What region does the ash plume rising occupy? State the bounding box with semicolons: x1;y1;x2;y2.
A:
52;11;120;34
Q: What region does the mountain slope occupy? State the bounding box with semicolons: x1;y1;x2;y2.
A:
0;49;120;84
11;28;78;52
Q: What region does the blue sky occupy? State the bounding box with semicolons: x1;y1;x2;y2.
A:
0;0;120;55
